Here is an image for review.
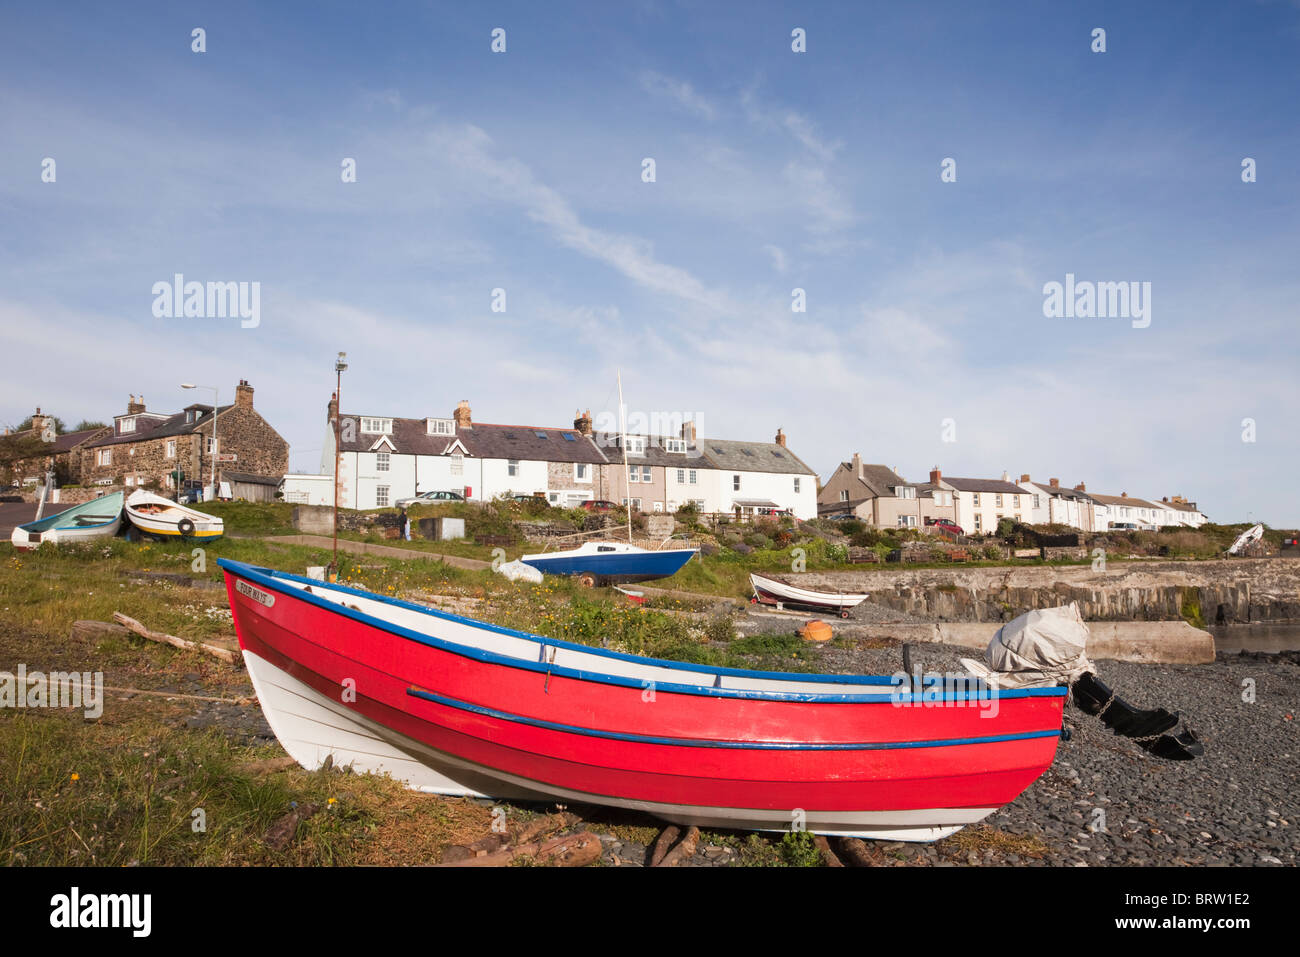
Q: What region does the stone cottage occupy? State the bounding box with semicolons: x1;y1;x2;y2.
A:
79;380;288;493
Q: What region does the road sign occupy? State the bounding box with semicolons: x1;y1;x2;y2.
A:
215;453;238;463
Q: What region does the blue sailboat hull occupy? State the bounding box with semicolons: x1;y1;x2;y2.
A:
521;548;696;584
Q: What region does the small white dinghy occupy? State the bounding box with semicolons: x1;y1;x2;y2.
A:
1227;523;1264;556
10;492;125;550
749;572;870;619
124;490;224;541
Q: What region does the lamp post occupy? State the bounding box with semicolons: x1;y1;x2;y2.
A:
332;352;348;578
181;383;218;500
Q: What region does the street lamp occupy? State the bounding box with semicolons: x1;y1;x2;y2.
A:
332;353;347;578
181;383;218;501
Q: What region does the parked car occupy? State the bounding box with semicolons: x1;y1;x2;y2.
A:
581;499;620;512
395;490;466;507
926;518;963;536
1109;522;1138;531
177;480;204;504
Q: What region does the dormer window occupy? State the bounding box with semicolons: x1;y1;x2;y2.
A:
425;418;453;435
361;417;392;435
624;436;646;455
665;438;686;454
119;417;136;434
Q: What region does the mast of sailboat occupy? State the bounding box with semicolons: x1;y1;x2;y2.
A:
618;371;632;542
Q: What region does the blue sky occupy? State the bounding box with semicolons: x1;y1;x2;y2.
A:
2;1;1297;523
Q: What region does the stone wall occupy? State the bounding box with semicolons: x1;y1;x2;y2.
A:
799;558;1300;624
546;460;595;495
78;434;199;488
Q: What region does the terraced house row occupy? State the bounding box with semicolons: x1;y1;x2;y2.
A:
817;458;1207;534
298;399;819;518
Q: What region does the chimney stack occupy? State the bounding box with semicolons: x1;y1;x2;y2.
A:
127;394;146;415
851;453;862;477
327;392;338;424
1074;482;1086;492
1049;477;1060;488
680;419;697;444
235;379;254;410
453;399;472;430
1020;474;1030;484
929;467;941;485
30;408;53;440
1000;470;1010;483
775;427;786;448
574;408;593;436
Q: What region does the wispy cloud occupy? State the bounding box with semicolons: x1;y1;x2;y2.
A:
639;70;716;120
428;124;732;313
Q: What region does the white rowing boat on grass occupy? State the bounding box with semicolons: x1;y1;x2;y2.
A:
124;490;224;540
749;572;870;618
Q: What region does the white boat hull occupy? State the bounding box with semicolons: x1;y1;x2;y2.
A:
124;490;224;540
10;515;123;550
750;573;870;614
243;648;986;842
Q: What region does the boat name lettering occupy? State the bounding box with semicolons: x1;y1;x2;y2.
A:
236;580;276;608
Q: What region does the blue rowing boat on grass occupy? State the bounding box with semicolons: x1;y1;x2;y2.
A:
520;541;697;586
11;492;125;550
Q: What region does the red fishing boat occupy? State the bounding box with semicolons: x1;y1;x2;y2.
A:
219;559;1066;841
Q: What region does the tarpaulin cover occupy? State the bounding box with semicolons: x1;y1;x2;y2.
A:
960;602;1093;688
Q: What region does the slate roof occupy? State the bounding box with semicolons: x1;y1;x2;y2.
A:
698;438;815;476
943;477;1029;495
1025;482;1094;503
1087;493;1163;510
839;462;910;497
339;415;815;475
85;405;229;448
591;431;698;467
340;415;607;465
51;428;109;453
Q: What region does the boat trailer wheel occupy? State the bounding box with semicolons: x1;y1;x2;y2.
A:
840;610;850;619
177;518;196;537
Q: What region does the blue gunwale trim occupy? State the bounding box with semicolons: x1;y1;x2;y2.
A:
407;686;1062;751
217;558;1068;706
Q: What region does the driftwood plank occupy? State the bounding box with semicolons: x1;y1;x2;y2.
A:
111;613;240;664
